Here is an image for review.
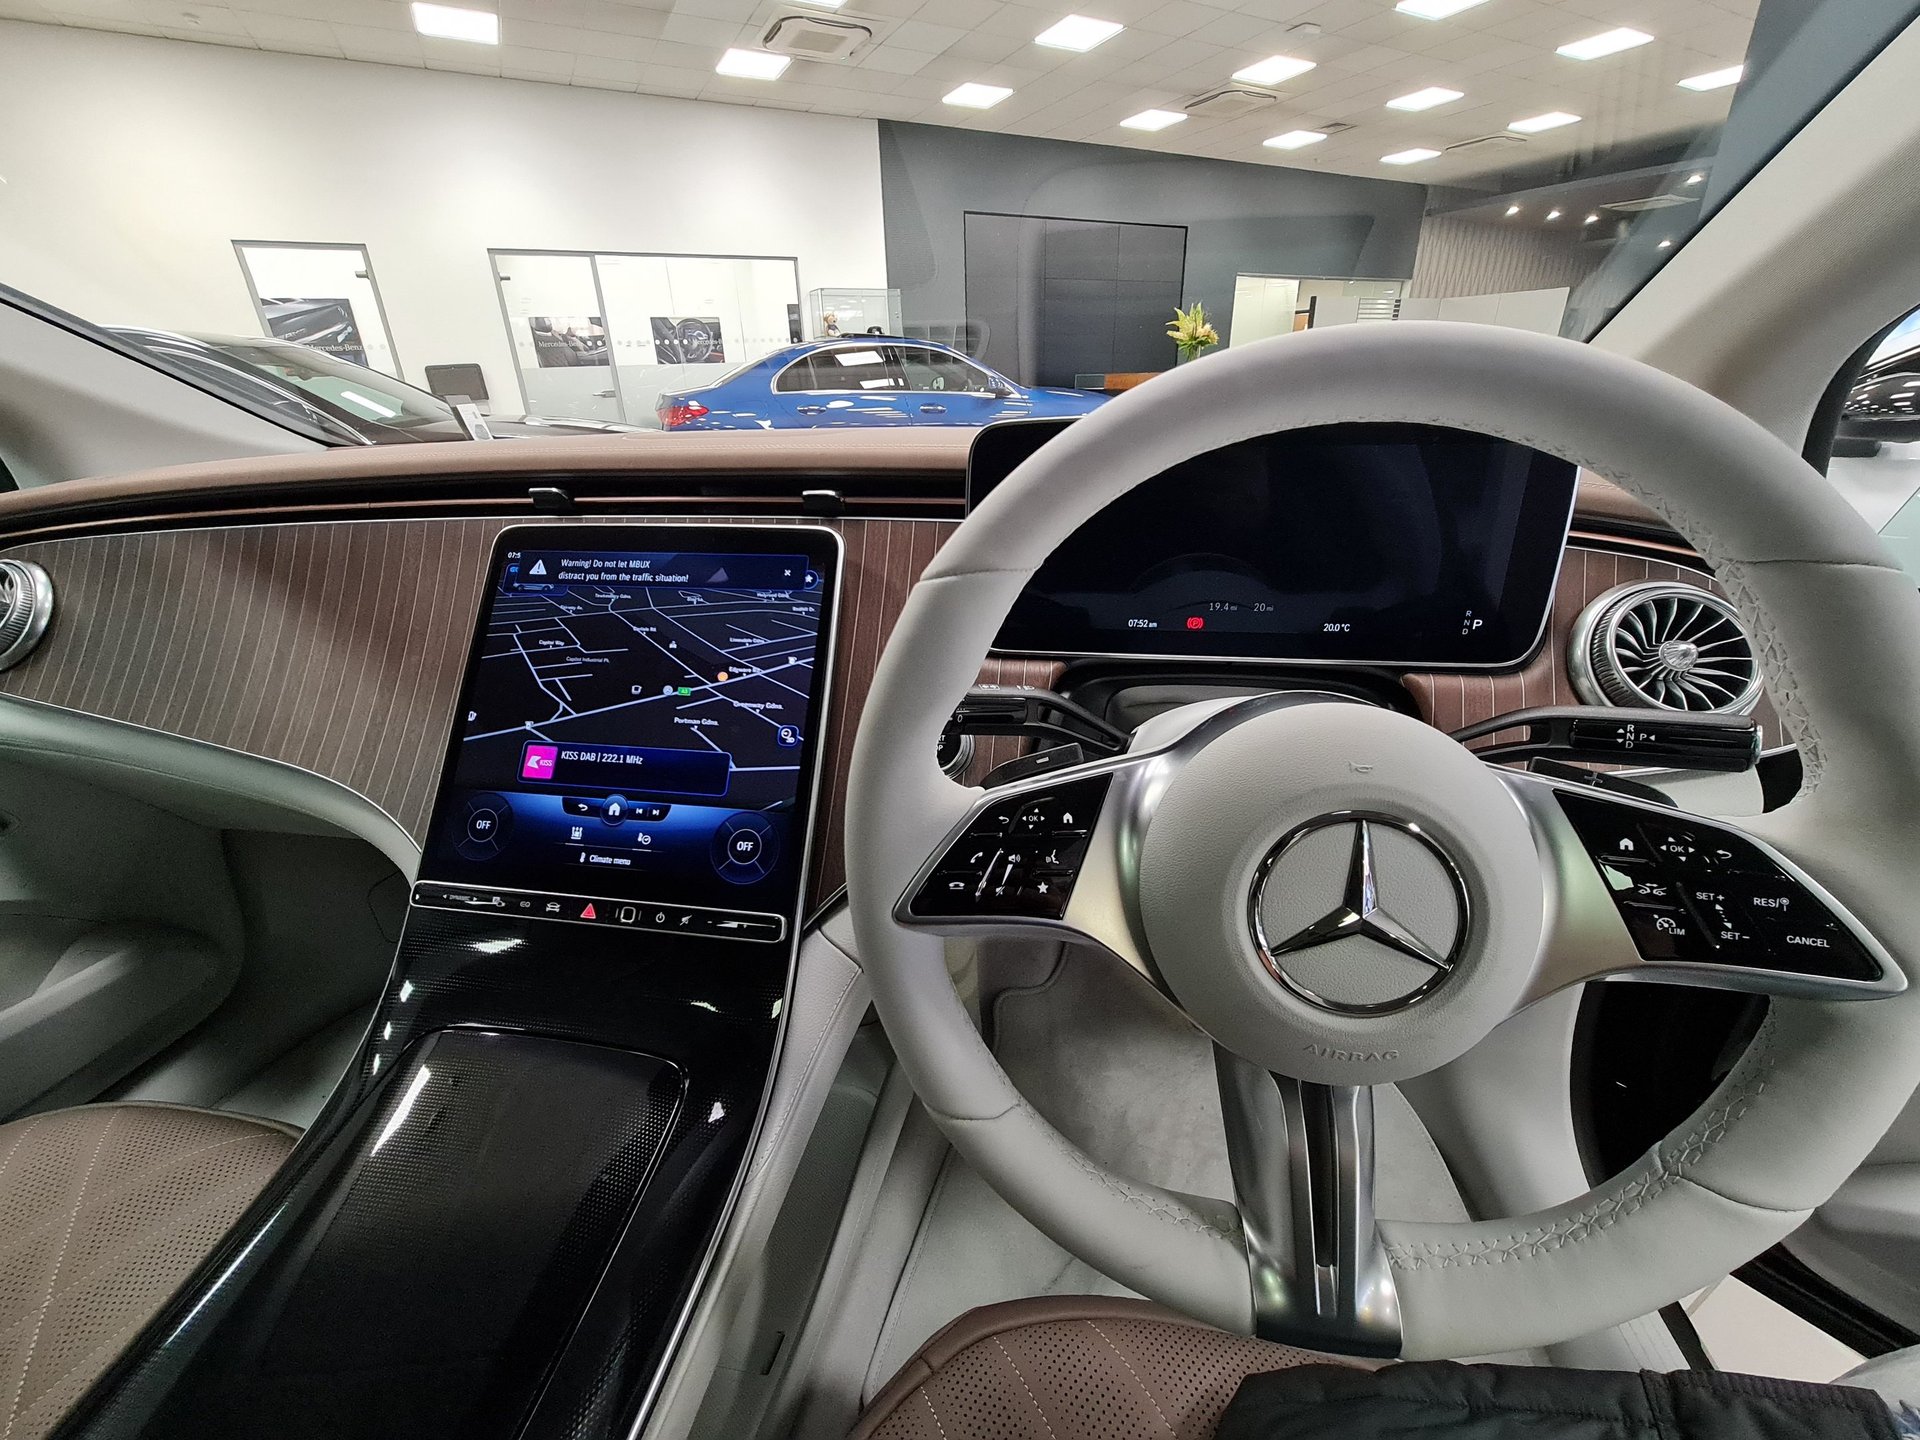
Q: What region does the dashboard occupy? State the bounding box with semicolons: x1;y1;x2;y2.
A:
969;420;1578;667
0;427;1767;914
416;525;840;942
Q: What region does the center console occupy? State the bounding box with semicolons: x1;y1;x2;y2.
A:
68;525;843;1440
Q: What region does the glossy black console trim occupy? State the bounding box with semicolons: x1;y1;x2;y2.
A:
55;522;844;1440
137;1029;684;1439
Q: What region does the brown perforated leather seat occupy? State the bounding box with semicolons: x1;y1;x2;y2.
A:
851;1295;1374;1440
0;1102;297;1440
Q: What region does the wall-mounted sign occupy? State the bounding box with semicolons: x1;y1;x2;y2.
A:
528;316;610;368
262;297;367;366
651;316;727;365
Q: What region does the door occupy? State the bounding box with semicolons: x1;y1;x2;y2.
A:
892;345;1007;426
491;252;623;423
773;344;911;427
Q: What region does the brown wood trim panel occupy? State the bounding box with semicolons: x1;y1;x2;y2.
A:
0;514;967;909
1404;547;1783;749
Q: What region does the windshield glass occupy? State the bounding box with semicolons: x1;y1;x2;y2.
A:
0;0;1905;455
190;336;453;426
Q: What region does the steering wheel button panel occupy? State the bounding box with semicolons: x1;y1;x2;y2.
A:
1555;791;1883;984
910;775;1113;920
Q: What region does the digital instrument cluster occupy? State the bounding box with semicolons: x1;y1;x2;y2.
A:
968;421;1578;667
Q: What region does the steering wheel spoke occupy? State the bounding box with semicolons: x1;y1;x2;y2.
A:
1214;1047;1400;1356
893;750;1163;984
1500;768;1905;1004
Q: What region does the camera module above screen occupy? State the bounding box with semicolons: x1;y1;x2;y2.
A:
967;421;1578;668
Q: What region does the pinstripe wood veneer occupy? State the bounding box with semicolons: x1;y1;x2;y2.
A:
0;518;1765;909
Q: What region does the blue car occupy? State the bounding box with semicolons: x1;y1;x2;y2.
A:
654;337;1107;430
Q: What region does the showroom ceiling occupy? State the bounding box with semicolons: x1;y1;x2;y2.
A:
0;0;1755;185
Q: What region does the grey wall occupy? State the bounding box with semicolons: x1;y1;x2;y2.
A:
879;121;1427;371
965;214;1186;385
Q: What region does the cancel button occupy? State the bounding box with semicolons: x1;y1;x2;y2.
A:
1748;907;1880;981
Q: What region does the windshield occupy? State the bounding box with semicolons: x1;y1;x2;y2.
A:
188;336;454;428
0;0;1905;456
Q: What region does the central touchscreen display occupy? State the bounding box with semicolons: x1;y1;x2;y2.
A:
970;422;1576;666
418;525;839;927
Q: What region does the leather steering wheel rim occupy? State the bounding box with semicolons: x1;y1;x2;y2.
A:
845;321;1920;1359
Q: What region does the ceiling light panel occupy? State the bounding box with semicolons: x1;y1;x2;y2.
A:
1120;109;1186;131
1509;111;1580;133
1556;28;1653;60
410;3;498;44
1232;54;1316;86
1381;147;1441;164
1264;129;1327;150
1034;15;1123;51
944;82;1012;108
715;47;790;78
1678;65;1744;91
1387;86;1463;111
1394;0;1492;17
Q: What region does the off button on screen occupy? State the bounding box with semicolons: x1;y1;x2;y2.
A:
713;813;778;883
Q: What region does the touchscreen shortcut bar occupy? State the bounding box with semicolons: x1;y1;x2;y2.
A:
520;741;730;796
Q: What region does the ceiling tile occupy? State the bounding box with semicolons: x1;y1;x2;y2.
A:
858;41;935;72
943;27;1022;60
659;12;734;43
1134;0;1232;39
887;17;968;51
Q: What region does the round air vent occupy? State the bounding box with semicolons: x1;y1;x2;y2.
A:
0;559;53;672
1569;580;1760;715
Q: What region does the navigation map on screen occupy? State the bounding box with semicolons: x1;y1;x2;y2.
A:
419;529;838;923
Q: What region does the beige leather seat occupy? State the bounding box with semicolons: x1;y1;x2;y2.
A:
0;1102;296;1440
852;1296;1371;1440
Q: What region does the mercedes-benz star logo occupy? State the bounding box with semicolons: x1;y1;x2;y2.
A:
1248;813;1468;1015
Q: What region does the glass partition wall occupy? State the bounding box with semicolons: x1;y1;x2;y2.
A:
491;250;802;426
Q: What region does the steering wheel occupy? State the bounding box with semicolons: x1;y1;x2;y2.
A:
845;322;1920;1361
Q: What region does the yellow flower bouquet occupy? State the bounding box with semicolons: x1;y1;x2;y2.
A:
1167;301;1221;363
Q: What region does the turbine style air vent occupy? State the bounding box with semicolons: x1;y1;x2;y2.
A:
1184;85;1280;118
0;560;51;672
760;13;874;59
1569;581;1761;715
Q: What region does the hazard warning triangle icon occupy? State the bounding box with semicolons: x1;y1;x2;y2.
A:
580;902;597;920
530;559;548;575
